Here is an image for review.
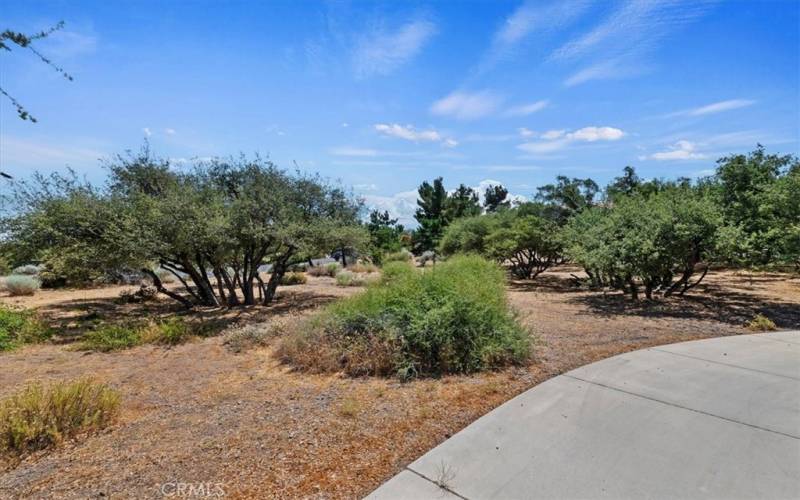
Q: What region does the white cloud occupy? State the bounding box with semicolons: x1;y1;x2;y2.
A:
341;122;349;128
568;126;625;141
354;183;378;192
142;127;152;137
518;127;536;138
362;189;419;226
164;128;176;135
329;147;379;157
640;140;708;161
518;126;625;153
504;99;549;117
430;90;501;120
681;99;756;116
353;19;437;78
540;129;566;140
373;123;457;147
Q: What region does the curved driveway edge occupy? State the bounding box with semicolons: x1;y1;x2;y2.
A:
367;331;800;499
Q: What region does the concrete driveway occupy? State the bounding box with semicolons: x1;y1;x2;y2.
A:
367;331;800;499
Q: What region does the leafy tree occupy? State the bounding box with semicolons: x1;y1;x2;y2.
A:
439;208;563;279
712;145;800;267
561;187;722;299
412;177;448;254
2;149;363;307
365;210;404;264
483;184;509;212
535;175;599;222
445;184;481;219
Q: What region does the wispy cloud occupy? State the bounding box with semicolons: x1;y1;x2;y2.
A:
518;126;625;153
430;90;501;120
503;99;549;117
554;0;715;86
164;128;176;135
142;127;152;137
670;99;756;117
0;136;106;170
374;123;458;147
639;140;708;160
481;0;591;70
352;19;437;78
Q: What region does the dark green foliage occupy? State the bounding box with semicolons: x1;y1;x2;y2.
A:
483;184;509;212
277;255;530;378
366;210;404;264
535;176;599;223
413;177;449;254
446;184;482;219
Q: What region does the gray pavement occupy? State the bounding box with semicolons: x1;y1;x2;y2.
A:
367;331;800;500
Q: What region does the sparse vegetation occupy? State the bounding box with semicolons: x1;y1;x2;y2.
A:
746;313;777;331
382;249;413;264
334;270;378;287
79;317;192;351
307;262;341;277
4;275;41;296
347;262;378;274
0;305;50;351
0;379;120;456
223;323;275;353
278;255;531;378
280;272;308;286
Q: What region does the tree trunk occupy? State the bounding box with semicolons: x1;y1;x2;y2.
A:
143;269;193;309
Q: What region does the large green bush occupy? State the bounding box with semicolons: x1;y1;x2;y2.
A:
561;187;722;299
277;255;530;378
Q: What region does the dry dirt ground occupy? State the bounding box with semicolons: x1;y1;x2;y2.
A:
1;268;798;499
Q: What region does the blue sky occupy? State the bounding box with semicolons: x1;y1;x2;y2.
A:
1;0;798;224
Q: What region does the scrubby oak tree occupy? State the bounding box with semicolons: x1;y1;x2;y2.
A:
1;149;364;307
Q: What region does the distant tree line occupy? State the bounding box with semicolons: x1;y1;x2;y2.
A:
427;146;799;299
1;145;796;305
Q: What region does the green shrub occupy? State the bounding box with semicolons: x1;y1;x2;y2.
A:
0;378;120;456
280;272;308;285
80;317;194;351
382;249;413;264
146;317;190;345
0;306;51;351
80;324;142;352
277;255;531;378
5;275;41;296
335;270;379;287
747;313;777;331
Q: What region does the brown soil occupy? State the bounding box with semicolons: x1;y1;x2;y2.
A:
1;269;798;499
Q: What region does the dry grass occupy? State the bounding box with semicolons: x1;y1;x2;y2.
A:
0;379;119;457
0;267;797;498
